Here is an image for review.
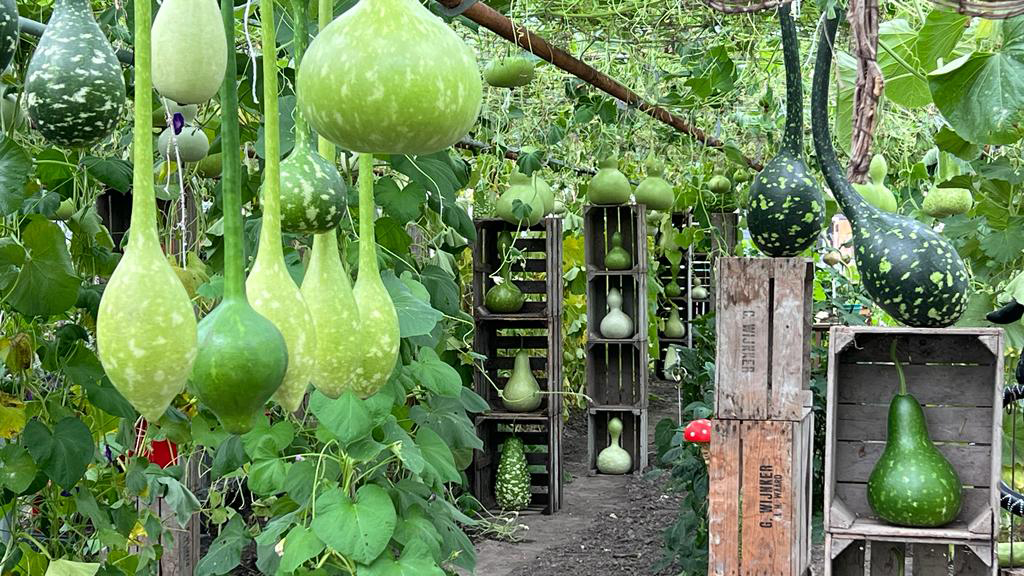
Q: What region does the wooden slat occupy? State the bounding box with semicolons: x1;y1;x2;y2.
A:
740;420;796;574
835;329;997;366
832;484;991;533
492;336;549;350
951;544;989;575
869;541;903;576
770;257;814;421
832;441;992;486
708;419;741;576
830;537;866;576
911;543;949;576
835;403;992;444
715;258;771;419
836;364;994;407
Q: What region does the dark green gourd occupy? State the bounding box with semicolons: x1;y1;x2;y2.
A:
190;0;288;434
746;3;824;257
812;16;969;327
279;0;346;235
24;0;125;147
0;0;18;73
604;232;632;270
867;341;961;527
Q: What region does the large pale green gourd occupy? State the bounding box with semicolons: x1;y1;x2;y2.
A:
244;0;316;413
151;0;227;104
296;0;482;156
96;0;197;422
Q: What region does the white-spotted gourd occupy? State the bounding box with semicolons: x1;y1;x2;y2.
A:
746;4;824;257
96;0;197;422
151;0;227;105
812;15;968;328
0;0;18;72
296;0;482;156
25;0;126;147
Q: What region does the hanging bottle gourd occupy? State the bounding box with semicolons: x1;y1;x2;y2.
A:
664;306;686;339
502;350;541;412
634;155;674;211
485;264;525;314
484;54;536;88
664;248;682;298
587;157;632;205
0;0;18;73
25;0;125;147
600;287;634;339
296;0;482;156
151;0;227;104
278;0;346;235
496;231;514;261
158;125;210;163
96;0;197;423
604;231;632;271
496;171;546;227
244;0;316;413
745;3;825;257
596;417;632;474
190;0;288;434
812;15;969;327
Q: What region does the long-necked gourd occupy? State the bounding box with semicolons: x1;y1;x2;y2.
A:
278;0;346;235
190;0;288;434
664;306;685;339
604;231;632;270
502;350;541;412
811;15;969;327
96;0;197;423
244;0;316;413
746;3;824;257
151;0;227;104
596;417;632;474
296;0;482;156
25;0;125;147
0;0;18;73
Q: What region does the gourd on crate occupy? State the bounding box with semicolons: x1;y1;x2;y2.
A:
664;249;682;298
151;0;227;104
502;350;541;412
484;55;536;88
692;285;709;300
495;436;531;511
664;306;685;338
484;266;525;314
25;0;126;147
604;231;632;270
496;171;546;226
587;157;631;205
0;0;17;73
599;287;634;339
634;155;674;211
596;417;632;474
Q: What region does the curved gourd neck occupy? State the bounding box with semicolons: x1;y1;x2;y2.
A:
358;153;379;277
220;0;245;301
810;12;871;221
289;0;311;151
128;0;160;252
312;230;339;264
778;3;803;153
255;0;283;263
315;0;334;166
610;428;621;448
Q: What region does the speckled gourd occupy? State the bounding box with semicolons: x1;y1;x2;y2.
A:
25;0;125;147
812;15;969;327
151;0;227;104
190;0;288;434
587;157;632;205
922;188;973;218
0;0;18;73
495;436;531;511
244;0;316;413
297;0;482;155
746;4;824;257
96;0;197;423
596;417;632;474
634;156;674;211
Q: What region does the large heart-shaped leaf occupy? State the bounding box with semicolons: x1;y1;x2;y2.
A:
309;391;372;445
0;443;36;493
311;484;397;564
43;559;100;576
4;217;79;317
197;514;247;576
0;136;31;216
916;9;969;70
878;19;931;109
23;417;93;490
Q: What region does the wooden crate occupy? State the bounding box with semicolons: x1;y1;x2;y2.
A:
824;326;1003;575
714;257;814;421
588;274;645;344
588;407;647;475
583;204;646;273
586;342;646;407
708;409;814;575
472;318;563;418
472;217;563;321
827;537;995;575
472;416;562;515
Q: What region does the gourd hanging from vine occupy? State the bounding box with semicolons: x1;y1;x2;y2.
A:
0;0;18;73
96;0;197;422
151;0;227;104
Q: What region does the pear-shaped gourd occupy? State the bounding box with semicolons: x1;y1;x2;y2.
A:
588;157;632;205
502;350;541;412
867;341;962;527
495;436;531;511
635;156;674;211
664;248;682;298
190;0;288;434
151;0;227;104
245;3;316;413
852;154;898;213
664;307;686;338
96;0;197;423
496;171;546;227
604;231;632;270
279;0;347;234
485;266;525;314
484;55;536;88
0;0;18;73
812;15;968;327
297;0;482;155
158;125;210;163
746;3;825;257
25;0;126;147
599;287;634;339
596;417;632;474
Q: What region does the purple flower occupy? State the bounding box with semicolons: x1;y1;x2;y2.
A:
172;113;184;135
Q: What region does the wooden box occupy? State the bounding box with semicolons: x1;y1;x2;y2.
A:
708;409;814;575
586;342;646;408
827;538;994;575
472;217;563;321
472;319;562;418
714;257;814;421
824;326;1003;575
588;274;645;344
472;416;562;515
583;204;646;274
588;407;647;475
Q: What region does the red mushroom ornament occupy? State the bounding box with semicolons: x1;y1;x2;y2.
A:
684;418;712;467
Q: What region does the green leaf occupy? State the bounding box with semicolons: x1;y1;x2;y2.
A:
196;514;247;576
392;511;442;561
73;488;111;531
390;154;460;205
376;177;425;225
878;20;931;108
311;484;397;565
211;436;247;480
0;443;36;493
375;217;412;258
409;348;462;398
916;9;969;71
383;418;424;475
281;525;325;572
0;136;31;216
82;156;132;194
979;222;1024;262
834;51;858;154
419;265;461;316
23;417;93;489
359;541;445;576
44;559;100;576
283;459;316;505
155;476;201;527
934;126;980;160
415;426;460;485
5;217;80;317
381;271;442;338
63;343;136;418
248;459;287;496
309;391;373;445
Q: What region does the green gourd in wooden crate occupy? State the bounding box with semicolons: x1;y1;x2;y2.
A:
496;171;546;227
151;0;226;104
587;157;631;205
496;436;531;511
502;350;541;412
599;287;633;339
485;266;525;314
664;306;685;339
597;417;632;474
604;231;632;270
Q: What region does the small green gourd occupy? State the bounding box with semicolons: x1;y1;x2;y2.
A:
599;287;634;339
596;417;632;475
484;55;536;88
587;157;631;205
0;0;18;73
922;188;973;218
25;0;126;147
692;286;709;300
664;307;685;338
502;350;541;412
851;154;898;212
552;200;566;215
495;436;531;511
664;248;682;298
707;175;732;195
496;171;546;227
158;125;210;163
190;0;288;434
96;0;197;422
604;231;632;270
151;0;227;104
634;156;674;211
196;153;223;178
485;266;525;314
496;231;514;260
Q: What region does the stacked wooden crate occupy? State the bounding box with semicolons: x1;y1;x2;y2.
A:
584;205;648;474
470;217;564;515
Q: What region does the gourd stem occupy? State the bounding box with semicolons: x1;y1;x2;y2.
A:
129;0;157;250
316;0;334;163
256;0;283;259
358;153;378;275
289;0;310;149
779;2;803;153
890;339;907;396
220;0;245;301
